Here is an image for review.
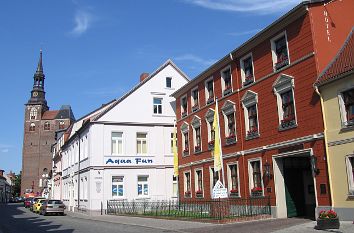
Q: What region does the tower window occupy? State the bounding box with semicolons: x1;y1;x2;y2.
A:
44;122;50;131
30;108;37;120
166;77;172;88
29;123;35;132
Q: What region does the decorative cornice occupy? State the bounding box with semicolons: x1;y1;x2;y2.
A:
328;137;354;147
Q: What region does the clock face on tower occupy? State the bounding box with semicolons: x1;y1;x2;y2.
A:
33;91;38;97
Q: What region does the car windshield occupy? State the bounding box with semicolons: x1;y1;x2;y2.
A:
48;200;63;204
39;200;46;203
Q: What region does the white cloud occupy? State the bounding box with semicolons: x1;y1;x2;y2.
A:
71;9;93;36
0;144;12;153
227;29;261;36
183;0;302;14
175;54;216;66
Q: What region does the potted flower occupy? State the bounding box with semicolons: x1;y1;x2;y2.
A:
194;145;201;153
281;115;295;128
208;140;215;150
315;210;340;230
183;148;189;156
225;133;236;145
230;189;239;197
247;127;258;138
207;95;214;104
251;187;263;196
243;75;254;86
195;190;203;198
192;103;199;112
184;190;191;197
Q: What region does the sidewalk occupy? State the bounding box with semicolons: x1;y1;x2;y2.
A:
273;220;354;233
66;211;215;232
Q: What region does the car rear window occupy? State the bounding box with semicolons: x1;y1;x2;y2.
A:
48;200;63;204
39;199;46;203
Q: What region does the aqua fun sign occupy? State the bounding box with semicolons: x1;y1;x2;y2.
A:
104;156;154;166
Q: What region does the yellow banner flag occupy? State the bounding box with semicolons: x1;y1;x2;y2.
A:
173;125;179;177
213;99;223;172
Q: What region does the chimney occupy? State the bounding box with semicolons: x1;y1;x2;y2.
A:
0;170;4;177
140;73;149;82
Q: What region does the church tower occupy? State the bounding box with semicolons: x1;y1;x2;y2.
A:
21;51;74;195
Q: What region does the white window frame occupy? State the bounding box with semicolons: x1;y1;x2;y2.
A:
273;74;297;130
184;170;192;198
227;162;240;197
241;90;260;139
153;97;163;114
84;177;88;199
191;116;202;153
338;86;354;128
44;121;50;131
271;31;290;71
194;168;204;197
205;76;214;104
240;53;255;86
30;107;37;120
180;94;188;117
191;87;199;111
112;176;125;198
222;100;237;140
248;158;264;196
172;176;178;197
136;132;148;155
221;65;232;96
181;122;189;156
346;154;354;196
137;175;149;197
111;132;123;155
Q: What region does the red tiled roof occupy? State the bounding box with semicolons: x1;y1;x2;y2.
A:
315;28;354;86
42;110;59;120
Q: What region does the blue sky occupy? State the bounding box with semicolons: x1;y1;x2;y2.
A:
0;0;302;174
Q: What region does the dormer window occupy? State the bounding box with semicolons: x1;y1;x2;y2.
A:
221;66;232;96
59;121;65;130
240;54;254;86
205;78;214;104
181;95;188;118
271;32;290;71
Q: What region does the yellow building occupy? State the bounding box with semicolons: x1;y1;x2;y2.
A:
314;28;354;220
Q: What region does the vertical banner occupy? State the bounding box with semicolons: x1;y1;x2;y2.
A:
213;99;223;172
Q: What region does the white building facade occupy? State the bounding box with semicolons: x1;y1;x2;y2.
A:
60;60;188;214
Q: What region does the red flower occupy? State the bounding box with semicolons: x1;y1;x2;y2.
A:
251;187;262;192
196;190;203;194
230;189;238;193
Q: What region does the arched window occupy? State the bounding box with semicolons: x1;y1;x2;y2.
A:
44;121;50;130
30;108;37;120
29;123;35;131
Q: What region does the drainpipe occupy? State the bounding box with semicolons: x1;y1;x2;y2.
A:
314;86;333;208
229;53;247;197
77;131;81;211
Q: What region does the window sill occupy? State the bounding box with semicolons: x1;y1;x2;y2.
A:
246;133;260;140
278;120;297;131
223;89;232;96
225;137;237;146
340;121;354;132
274;59;289;71
206;98;215;105
192;106;199;112
183;151;190;156
194;150;202;155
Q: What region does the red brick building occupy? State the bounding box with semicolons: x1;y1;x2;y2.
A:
172;0;354;219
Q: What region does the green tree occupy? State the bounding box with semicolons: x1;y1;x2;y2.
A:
12;173;21;197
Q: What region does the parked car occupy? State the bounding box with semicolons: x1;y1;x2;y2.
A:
24;198;33;208
33;199;47;213
30;197;44;211
40;200;65;216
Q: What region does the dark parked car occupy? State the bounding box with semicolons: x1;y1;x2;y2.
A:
40;200;65;216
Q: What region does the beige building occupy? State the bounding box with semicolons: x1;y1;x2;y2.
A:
314;28;354;220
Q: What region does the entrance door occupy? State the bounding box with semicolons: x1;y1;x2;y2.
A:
283;157;315;219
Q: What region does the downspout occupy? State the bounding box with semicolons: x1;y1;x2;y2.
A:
314;86;333;207
77;131;81;211
230;53;247;197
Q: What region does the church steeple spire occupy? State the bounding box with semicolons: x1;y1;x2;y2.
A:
27;50;48;109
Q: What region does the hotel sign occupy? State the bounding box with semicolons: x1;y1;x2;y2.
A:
104;156;154;166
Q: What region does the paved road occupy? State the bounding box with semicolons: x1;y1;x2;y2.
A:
1;203;353;233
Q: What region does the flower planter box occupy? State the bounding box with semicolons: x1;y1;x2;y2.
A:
243;76;254;86
207;97;214;104
280;118;296;130
246;130;259;140
194;146;201;153
195;192;203;198
208;141;214;150
181;112;187;118
223;88;232;96
315;218;340;230
183;150;189;156
225;136;236;145
192;105;199;112
229;191;239;197
275;58;289;70
184;192;191;198
251;191;263;197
